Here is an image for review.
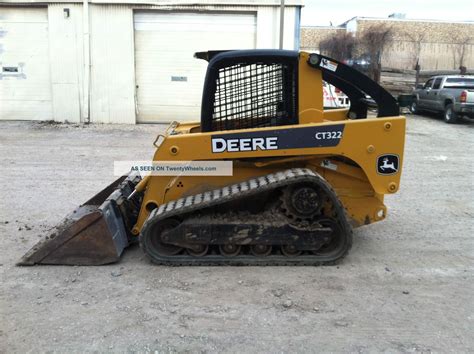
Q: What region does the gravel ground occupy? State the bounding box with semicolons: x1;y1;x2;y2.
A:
1;115;473;352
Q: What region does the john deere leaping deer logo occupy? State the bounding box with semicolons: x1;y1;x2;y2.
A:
377;154;399;175
380;158;396;171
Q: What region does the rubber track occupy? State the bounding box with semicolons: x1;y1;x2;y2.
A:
140;168;353;266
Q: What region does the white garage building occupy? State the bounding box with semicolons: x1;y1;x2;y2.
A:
0;1;302;123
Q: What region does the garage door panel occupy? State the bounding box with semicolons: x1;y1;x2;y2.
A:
137;93;204;106
135;70;206;82
0;99;53;120
137;105;202;123
0;7;48;21
0;7;52;121
134;11;256;123
138;81;205;92
0;80;52;100
134;58;208;70
135;12;256;29
135;35;254;54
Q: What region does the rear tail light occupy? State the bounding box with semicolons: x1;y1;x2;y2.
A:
460;90;467;103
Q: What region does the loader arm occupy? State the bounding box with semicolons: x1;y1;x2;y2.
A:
307;53;399;118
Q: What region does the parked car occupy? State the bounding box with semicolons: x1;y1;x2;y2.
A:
411;75;474;123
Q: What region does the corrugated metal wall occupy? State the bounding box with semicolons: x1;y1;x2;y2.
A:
89;4;136;124
256;6;297;49
48;4;84;123
3;3;300;123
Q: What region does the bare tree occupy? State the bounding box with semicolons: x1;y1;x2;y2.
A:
405;32;425;87
451;35;473;72
359;24;393;82
319;32;357;62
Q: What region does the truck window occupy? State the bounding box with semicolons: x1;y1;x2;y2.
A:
444;78;474;89
424;79;434;89
432;78;442;89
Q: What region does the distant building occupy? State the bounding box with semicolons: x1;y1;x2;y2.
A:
0;0;302;123
301;16;474;71
300;26;346;52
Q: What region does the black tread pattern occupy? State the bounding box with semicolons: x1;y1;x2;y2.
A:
139;168;352;266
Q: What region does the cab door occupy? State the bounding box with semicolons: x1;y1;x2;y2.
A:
418;78;434;108
426;77;443;110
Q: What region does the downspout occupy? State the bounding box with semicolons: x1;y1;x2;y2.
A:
279;0;285;49
82;0;90;123
294;6;301;50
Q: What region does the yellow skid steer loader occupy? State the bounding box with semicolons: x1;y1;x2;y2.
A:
19;50;405;266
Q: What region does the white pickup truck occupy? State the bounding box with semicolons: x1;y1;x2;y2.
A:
410;75;474;123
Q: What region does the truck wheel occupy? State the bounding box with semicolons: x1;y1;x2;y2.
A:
444;104;458;124
409;100;419;114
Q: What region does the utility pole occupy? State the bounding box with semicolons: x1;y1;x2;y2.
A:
279;0;285;49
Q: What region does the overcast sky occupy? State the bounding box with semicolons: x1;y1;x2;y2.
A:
300;0;474;26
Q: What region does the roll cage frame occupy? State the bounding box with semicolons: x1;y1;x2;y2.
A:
195;50;399;133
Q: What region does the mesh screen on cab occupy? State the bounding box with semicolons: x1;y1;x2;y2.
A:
210;61;297;131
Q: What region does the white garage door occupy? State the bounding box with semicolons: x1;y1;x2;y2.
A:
0;7;52;120
134;12;256;123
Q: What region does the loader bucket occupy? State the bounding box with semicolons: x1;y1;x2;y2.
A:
18;174;142;266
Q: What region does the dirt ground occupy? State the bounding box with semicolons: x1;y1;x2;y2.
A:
1;114;473;352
